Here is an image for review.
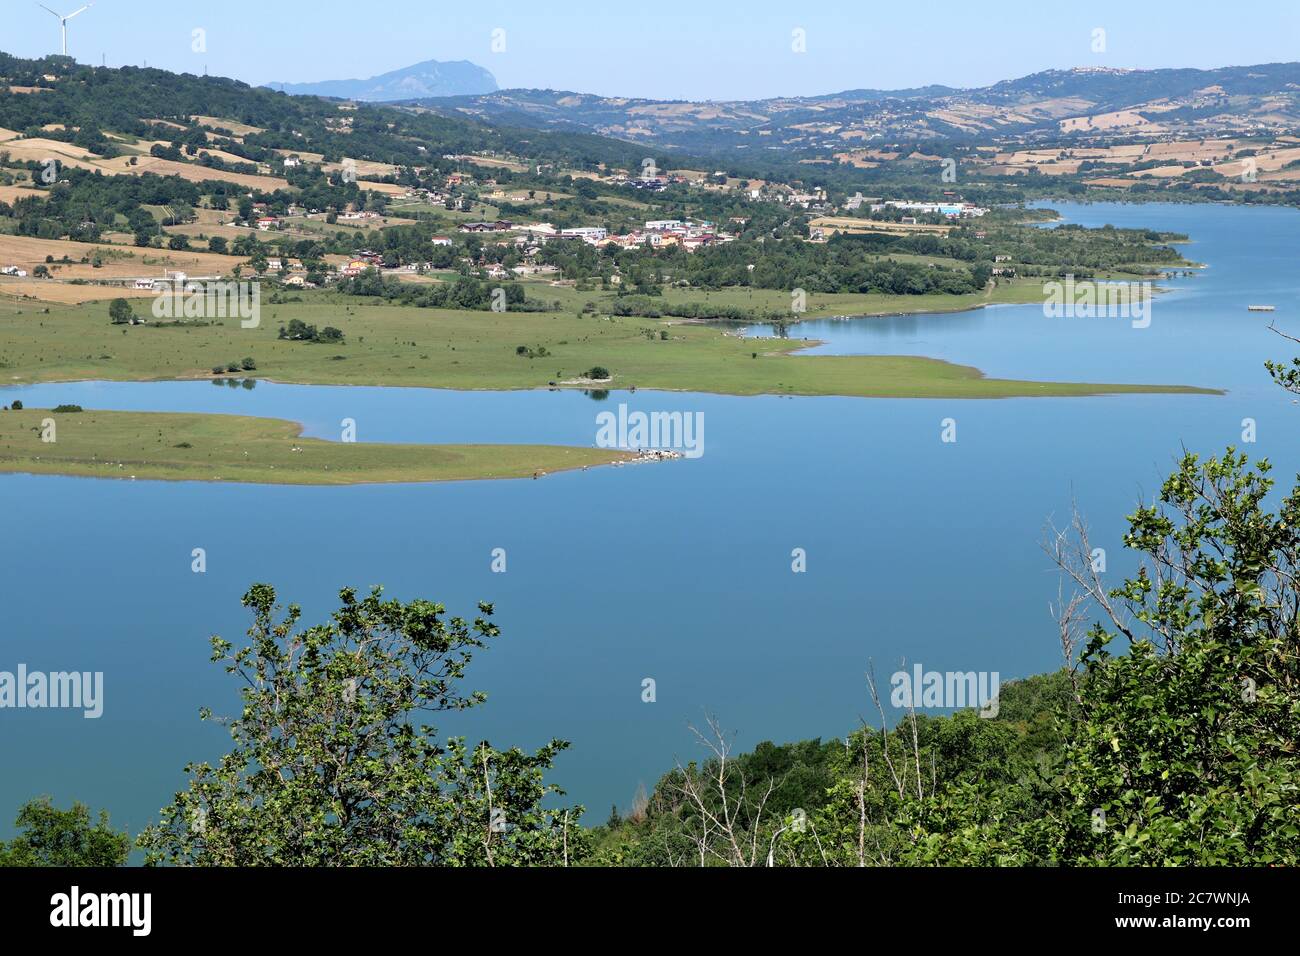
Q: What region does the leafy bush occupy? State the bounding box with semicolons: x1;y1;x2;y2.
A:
0;798;129;867
108;298;135;325
137;585;583;866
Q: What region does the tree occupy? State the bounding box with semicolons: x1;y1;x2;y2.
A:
601;416;1300;866
108;297;135;325
137;584;584;866
1043;452;1300;865
0;797;130;867
208;236;228;254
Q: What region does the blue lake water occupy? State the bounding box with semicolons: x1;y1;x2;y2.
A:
749;201;1299;397
3;200;1300;837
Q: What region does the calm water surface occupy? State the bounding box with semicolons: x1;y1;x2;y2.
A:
2;201;1299;834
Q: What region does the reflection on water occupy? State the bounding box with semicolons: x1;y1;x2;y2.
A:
210;377;258;390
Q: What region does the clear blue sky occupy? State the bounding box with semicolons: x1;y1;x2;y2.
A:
7;0;1299;101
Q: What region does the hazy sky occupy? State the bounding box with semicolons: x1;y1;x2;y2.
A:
7;0;1299;101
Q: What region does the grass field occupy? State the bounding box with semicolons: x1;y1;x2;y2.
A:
0;132;291;190
191;116;265;136
0;407;633;484
810;216;953;236
0;184;43;204
0;279;156;304
0;291;1219;399
0;233;249;280
646;279;1053;319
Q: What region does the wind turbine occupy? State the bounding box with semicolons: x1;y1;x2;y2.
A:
38;3;94;57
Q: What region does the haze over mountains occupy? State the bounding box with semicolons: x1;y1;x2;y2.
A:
270;58;497;102
398;62;1300;153
260;58;1300;154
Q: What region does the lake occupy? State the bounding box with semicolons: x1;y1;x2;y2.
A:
3;201;1299;836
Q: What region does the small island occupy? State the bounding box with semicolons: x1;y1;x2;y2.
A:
0;407;635;485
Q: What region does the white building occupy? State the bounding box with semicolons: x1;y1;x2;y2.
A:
559;227;607;242
872;200;988;219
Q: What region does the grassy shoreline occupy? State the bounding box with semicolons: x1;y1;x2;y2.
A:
0;408;636;485
0;284;1220;400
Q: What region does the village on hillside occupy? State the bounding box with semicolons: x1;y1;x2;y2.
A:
0;124;994;299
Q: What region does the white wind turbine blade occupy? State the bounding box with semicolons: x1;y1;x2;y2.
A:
65;4;93;20
37;4;63;18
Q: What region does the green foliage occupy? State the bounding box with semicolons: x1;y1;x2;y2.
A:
595;444;1300;867
277;318;345;344
108;297;136;325
1054;450;1300;864
586;673;1063;866
137;584;584;866
786;446;1299;867
340;271;533;312
0;797;130;867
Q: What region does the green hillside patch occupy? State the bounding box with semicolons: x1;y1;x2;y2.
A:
0;408;633;485
0;296;1219;399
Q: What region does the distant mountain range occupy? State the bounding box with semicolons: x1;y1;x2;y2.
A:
407;63;1300;153
269;58;497;102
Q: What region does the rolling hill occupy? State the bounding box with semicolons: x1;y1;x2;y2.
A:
411;63;1300;153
